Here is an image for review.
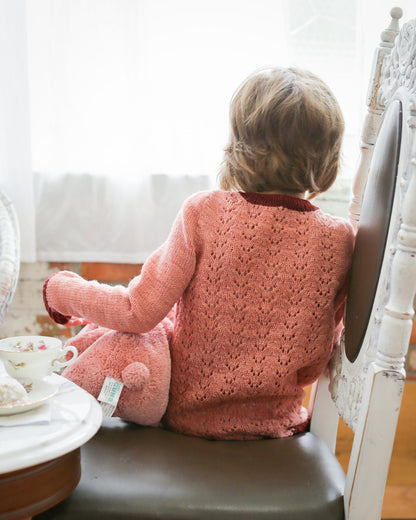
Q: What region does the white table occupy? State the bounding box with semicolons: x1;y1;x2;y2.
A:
0;374;102;519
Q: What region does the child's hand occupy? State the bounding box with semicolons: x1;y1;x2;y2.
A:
43;274;72;325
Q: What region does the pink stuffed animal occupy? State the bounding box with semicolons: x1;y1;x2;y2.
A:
61;320;172;426
43;273;173;426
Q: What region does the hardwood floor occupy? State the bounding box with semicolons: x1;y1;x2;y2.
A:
382;486;416;519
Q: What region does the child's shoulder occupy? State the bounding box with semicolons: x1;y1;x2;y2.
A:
313;209;355;252
182;190;236;212
185;189;232;203
314;208;354;233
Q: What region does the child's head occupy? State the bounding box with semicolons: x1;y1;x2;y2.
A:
218;67;344;197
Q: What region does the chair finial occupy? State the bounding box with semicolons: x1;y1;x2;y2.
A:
380;7;403;47
390;6;403;20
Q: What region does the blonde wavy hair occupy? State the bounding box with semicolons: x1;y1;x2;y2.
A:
218;67;344;197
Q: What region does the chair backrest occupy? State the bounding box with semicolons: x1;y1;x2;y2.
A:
309;7;416;520
0;188;20;328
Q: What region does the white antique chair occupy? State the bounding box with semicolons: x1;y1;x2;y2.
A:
36;8;415;520
0;188;20;328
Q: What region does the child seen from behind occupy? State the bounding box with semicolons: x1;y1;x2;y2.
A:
43;67;355;439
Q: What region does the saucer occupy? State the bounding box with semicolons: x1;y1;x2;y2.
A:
0;379;58;416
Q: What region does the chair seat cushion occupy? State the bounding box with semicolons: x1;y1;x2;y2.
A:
36;418;345;520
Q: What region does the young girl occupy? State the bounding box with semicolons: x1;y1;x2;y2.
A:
43;67;354;440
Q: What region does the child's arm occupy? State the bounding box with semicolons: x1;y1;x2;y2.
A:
297;350;333;388
297;236;354;388
43;198;197;333
297;268;351;387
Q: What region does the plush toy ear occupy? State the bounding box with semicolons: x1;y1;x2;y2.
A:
121;362;150;391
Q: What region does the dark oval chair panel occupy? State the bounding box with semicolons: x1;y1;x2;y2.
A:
344;99;402;362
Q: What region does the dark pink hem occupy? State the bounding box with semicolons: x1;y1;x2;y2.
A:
239;192;318;211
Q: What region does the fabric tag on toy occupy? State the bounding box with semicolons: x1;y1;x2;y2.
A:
97;377;124;418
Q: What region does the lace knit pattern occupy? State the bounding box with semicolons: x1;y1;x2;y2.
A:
45;190;354;440
163;191;354;439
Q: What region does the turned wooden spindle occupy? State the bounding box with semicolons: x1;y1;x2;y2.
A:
348;7;403;229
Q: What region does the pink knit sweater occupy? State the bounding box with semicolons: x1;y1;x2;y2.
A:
44;190;354;439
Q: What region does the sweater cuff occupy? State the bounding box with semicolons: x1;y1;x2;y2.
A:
43;274;72;325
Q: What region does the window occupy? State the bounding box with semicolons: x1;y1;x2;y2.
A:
2;0;411;261
28;0;362;182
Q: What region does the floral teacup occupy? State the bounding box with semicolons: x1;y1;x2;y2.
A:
0;335;78;380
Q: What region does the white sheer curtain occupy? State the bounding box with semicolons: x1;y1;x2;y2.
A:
1;0;414;262
27;0;290;180
30;0;294;262
0;0;35;262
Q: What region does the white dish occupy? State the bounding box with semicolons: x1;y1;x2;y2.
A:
0;379;58;416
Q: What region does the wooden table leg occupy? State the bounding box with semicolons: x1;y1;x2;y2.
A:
0;449;81;520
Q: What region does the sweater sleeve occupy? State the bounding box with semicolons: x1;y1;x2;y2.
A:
296;283;348;388
43;197;198;333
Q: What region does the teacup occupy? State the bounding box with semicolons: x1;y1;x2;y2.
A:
0;335;78;380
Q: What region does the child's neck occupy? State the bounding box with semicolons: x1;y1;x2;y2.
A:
260;190;306;199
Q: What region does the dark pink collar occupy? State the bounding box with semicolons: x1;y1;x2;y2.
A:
239;192;318;211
